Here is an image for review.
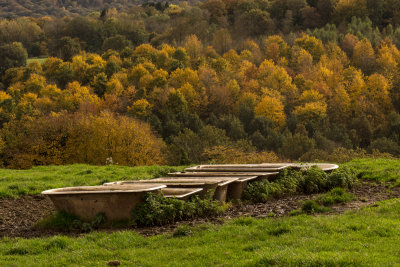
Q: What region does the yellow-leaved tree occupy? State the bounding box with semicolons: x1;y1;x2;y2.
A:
294;89;327;124
65;112;166;166
254;89;286;129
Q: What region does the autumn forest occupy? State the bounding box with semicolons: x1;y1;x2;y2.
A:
0;0;400;168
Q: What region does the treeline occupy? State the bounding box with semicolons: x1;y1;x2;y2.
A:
4;1;400;59
0;1;399;168
0;0;400;57
0;33;399;168
3;0;400;29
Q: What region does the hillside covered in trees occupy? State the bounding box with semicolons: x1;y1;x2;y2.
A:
0;0;399;168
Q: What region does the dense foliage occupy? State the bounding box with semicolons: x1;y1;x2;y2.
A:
130;192;226;226
242;166;357;202
0;1;399;167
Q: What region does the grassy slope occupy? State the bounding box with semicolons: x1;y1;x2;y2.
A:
26;57;47;64
0;165;185;198
344;158;400;186
1;199;400;266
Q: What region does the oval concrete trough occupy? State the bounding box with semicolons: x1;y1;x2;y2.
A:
105;178;238;202
165;175;265;200
42;184;166;221
285;163;339;172
185;163;338;173
185;165;289;172
157;176;261;201
169;171;279;180
161;188;203;200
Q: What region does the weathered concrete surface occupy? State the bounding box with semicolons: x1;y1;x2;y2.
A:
165;175;263;200
169;172;279;181
185;163;338;172
285;163;339;172
42;184;165;221
105;178;238;202
185;165;288;172
161;188;203;200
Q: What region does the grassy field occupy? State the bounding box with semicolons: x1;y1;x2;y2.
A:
26;57;47;64
1;198;400;266
344;158;400;186
0;164;185;198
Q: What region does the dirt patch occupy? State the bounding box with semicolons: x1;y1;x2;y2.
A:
1;181;400;239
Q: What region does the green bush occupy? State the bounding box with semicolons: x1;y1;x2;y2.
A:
130;193;226;226
241;180;284;203
242;166;357;203
300;166;328;194
316;188;355;206
327;167;357;189
276;168;303;194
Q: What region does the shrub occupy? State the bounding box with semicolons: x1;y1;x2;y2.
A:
317;188;355;206
241;180;284;203
242;166;357;203
300;166;328;194
327;167;357;189
130;193;226;226
276;168;303;194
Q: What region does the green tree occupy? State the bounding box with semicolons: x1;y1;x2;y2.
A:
0;42;27;75
52;37;81;61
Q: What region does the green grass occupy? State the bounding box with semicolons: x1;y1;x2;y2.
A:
344;158;400;186
1;198;400;266
316;187;355;206
26;57;47;64
0;164;186;198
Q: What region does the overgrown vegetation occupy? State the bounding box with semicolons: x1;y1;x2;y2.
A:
241;165;357;203
130;192;227;226
291;187;356;215
36;211;107;232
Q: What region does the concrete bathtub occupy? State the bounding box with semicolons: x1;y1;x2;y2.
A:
185;164;289;172
105;178;238;202
42;184;166;221
161;187;203;200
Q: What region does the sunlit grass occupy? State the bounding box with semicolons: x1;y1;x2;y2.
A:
344;158;400;186
26;57;47;64
0;164;185;198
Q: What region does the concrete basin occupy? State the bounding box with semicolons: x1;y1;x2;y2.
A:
285;163;339;172
105;178;238;202
161;188;203;200
185;164;289;172
166;174;266;200
169;171;279;179
42;184;166;221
